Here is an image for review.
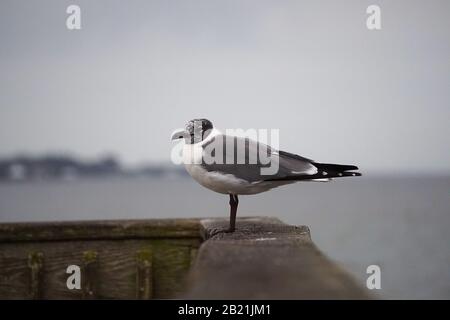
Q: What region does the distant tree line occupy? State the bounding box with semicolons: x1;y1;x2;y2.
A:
0;154;186;181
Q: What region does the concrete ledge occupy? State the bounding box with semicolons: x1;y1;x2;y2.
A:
0;217;370;299
183;217;370;299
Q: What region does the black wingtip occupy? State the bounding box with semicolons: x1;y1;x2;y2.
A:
312;162;361;179
313;162;359;172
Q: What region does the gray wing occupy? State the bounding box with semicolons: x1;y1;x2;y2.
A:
200;135;317;182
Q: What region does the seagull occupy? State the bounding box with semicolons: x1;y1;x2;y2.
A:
171;119;361;233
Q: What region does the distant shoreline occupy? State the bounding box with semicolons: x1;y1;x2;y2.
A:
0;154;187;182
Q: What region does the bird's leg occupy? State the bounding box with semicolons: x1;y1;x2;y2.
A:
209;194;239;237
228;194;239;232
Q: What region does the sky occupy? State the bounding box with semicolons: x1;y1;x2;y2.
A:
0;0;449;173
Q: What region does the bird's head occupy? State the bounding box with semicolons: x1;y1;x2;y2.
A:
171;118;214;144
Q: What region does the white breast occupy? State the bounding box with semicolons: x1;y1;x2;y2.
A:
183;142;246;194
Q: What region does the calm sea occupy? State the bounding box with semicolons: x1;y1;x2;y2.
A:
1;175;449;299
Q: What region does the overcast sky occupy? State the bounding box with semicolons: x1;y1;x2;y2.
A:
0;0;449;172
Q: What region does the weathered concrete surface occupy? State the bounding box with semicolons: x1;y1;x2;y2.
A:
0;217;371;299
183;217;370;299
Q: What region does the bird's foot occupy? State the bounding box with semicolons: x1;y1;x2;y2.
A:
209;227;235;237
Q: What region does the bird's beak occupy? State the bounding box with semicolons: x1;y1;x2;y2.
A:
171;129;188;141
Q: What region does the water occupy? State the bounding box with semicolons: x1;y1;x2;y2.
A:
0;175;449;299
